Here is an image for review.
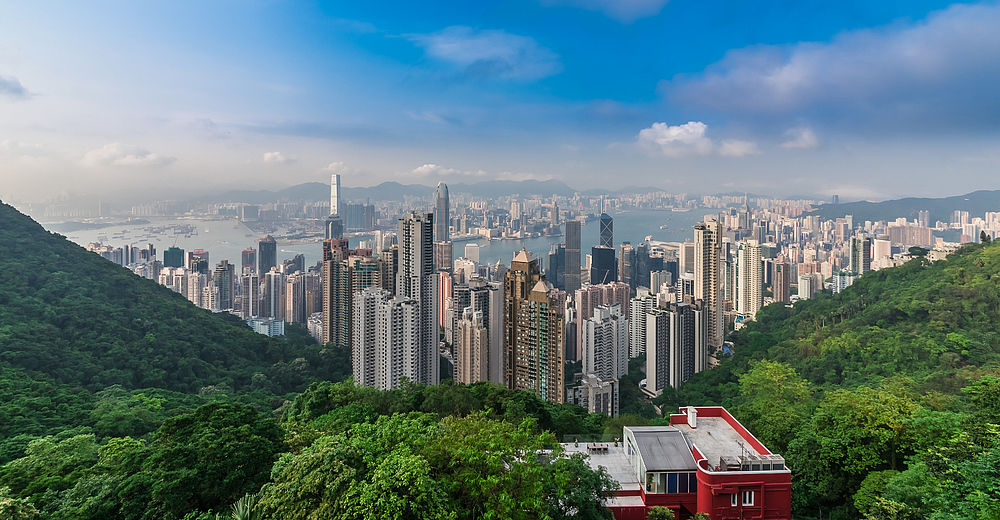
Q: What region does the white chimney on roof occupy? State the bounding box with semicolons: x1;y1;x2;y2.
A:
687;406;698;429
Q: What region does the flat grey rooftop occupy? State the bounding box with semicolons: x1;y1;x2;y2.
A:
628;426;698;471
673;416;762;463
563;443;641;492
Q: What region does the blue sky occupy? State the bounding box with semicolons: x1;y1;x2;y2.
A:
2;0;1000;202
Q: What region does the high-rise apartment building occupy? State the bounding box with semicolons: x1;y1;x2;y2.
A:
212;260;236;310
285;270;306;324
504;248;564;403
645;301;707;393
262;269;284;320
694;220;724;349
434;182;449;242
397;212;440;386
735;239;763;319
565;220;581;294
433;241;453;272
258;236;277;276
352;287;421;390
850;232;872;275
455;308;489;384
321;238;350;347
240;272;259;319
772;257;790;304
582;304;628;381
629;290;657;358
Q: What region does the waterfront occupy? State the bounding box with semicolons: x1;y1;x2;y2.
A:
48;209;710;271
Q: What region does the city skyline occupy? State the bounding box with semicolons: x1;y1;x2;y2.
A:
3;1;1000;203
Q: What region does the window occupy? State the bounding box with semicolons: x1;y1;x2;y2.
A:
731;494;738;507
742;491;755;506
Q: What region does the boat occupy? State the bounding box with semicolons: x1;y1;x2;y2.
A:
671;208;691;212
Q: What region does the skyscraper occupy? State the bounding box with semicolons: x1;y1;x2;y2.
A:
590;245;617;285
212;260;236;310
645;301;707;393
619;242;635;290
773;257;790;304
600;212;614;248
163;246;185;268
504;248;564;403
434;182;449;242
331;173;342;217
240;272;259;319
850;232;872;275
397;212;440;386
258;236;277;275
352;287;421;390
241;248;256;274
321;238;350;347
565;220;581;294
262;269;284;320
735;239;763;319
694;220;723;349
582;304;628;381
455;308;489;384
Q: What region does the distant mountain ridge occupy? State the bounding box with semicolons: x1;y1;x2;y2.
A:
804;189;1000;224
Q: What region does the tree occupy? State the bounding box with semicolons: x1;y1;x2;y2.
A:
734;360;811;452
117;403;284;520
646;506;675;520
0;486;39;520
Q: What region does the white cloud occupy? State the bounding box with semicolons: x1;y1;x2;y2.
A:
781;127;819;149
263;151;295;164
411;163;468;177
81;143;175;167
663;3;1000;131
719;140;761;157
407;26;562;81
541;0;670;23
637;121;713;157
636;121;760;158
323;161;346;172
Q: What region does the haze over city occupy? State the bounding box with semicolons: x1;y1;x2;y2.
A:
3;0;1000;202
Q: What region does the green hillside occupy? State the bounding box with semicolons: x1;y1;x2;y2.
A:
0;199;343;394
665;241;1000;519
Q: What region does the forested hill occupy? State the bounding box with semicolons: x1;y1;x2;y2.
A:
666;242;1000;519
0;200;342;395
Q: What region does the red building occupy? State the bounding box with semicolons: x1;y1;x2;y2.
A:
566;406;792;520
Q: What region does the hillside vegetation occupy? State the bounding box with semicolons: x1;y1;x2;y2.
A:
664;241;1000;519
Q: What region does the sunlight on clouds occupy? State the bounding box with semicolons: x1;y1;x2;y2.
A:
263;151;295;164
637;121;713;157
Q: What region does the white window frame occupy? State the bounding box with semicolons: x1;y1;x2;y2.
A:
731;493;738;507
742;490;755;506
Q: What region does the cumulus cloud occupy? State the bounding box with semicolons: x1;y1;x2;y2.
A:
263;151;295;164
323;161;346;172
81;143;175;167
411;163;469;177
0;74;28;100
636;121;760;158
719;140;761;157
540;0;670;23
663;3;1000;131
407;26;562;81
637;121;714;157
782;127;819;149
